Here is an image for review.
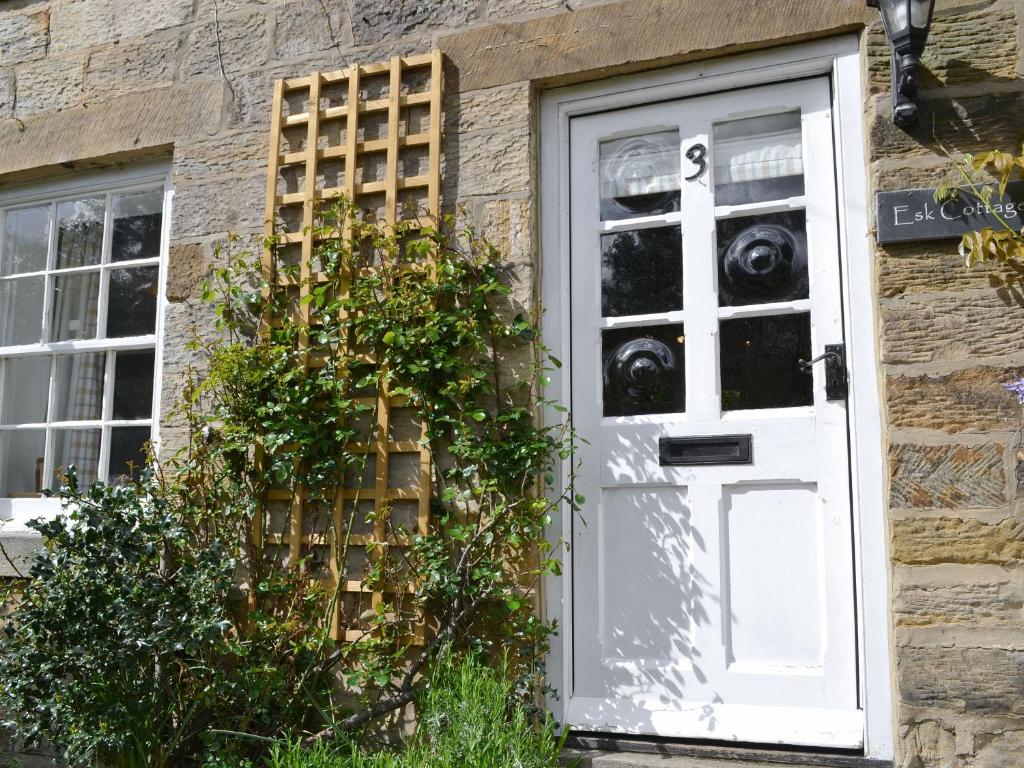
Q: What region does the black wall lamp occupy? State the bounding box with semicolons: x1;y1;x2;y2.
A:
867;0;936;127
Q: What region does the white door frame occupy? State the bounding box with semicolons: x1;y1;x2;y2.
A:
539;37;894;760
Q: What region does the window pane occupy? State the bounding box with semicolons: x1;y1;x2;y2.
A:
600;131;681;221
107;266;158;338
51;271;101;341
112;190;163;263
109;426;150;484
0;357;50;425
0;276;45;345
602;324;686;417
113;349;154;420
54;353;106;422
55;197;105;270
50;427;101;490
714;112;804;207
0;429;46;497
2;206;50;275
601;226;683;317
717;211;808;307
720;313;813;411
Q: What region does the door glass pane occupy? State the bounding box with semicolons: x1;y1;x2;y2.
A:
0;276;45;346
600;131;680;221
112;190;163;263
51;427;101;489
109;426;151;483
0;429;46;497
51;271;101;341
107;266;158;338
54;353;106;422
717;211;808;307
720;313;813;411
56;197;105;269
602;225;683;317
112;349;155;420
1;357;50;425
2;206;50;275
603;324;685;417
713;112;804;206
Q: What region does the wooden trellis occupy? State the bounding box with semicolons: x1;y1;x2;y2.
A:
258;51;443;642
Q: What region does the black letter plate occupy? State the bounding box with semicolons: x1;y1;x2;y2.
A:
659;435;753;466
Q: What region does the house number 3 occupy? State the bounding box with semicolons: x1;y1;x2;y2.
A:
685;143;708;181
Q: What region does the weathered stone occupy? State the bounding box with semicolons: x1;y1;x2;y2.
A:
974;729;1024;768
866;8;1019;95
900;646;1024;716
0;68;13;120
887;367;1023;433
173;130;268;180
14;55;85;116
183;11;269;79
0;7;49;67
273;0;350;60
484;0;568;19
166;242;209;302
83;34;179;102
875;242;1016;298
899;720;958;768
50;0;192;52
889;443;1006;510
894;564;1023;626
446;83;531;135
881;291;1024;364
352;0;478;45
0;83;223;178
870;90;1024;163
170;173;266;239
442;0;870;91
893;516;1024;564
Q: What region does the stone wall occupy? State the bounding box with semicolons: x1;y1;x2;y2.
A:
1;0;1023;766
868;1;1024;766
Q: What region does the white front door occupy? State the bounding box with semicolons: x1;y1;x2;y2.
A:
567;78;862;748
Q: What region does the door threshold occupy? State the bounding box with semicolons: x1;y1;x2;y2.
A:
565;733;892;768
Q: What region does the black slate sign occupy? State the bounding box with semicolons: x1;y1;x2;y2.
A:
876;181;1024;244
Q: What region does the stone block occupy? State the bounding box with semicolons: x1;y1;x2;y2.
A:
14;55;86;116
886;367;1023;433
84;34;179;102
889;443;1006;510
477;197;535;309
352;0;478;44
870;89;1024;163
892;516;1024;564
974;729;1024;768
0;68;13;120
183;11;269;79
894;564;1023;626
50;0;193;52
170;173;267;239
166;242;209;302
881;291;1024;365
273;0;351;60
446;83;531;135
899;646;1024;716
899;720;958;768
875;242;1015;298
173;130;268;180
484;0;568;19
0;7;50;67
866;7;1018;95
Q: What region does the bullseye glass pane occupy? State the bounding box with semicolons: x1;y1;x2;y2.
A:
601;225;683;317
2;205;50;275
713;112;804;207
717;211;808;307
720;313;812;411
600;131;680;221
602;324;685;417
56;197;105;270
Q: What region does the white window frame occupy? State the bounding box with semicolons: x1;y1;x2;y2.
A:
539;38;894;760
0;161;172;527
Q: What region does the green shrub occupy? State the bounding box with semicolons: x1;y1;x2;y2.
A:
265;654;573;768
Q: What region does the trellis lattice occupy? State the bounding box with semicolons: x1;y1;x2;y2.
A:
257;51;443;642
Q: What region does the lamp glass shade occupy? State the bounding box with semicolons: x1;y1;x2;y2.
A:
878;0;934;53
910;0;934;27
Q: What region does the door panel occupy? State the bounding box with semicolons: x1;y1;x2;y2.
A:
568;78;861;748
